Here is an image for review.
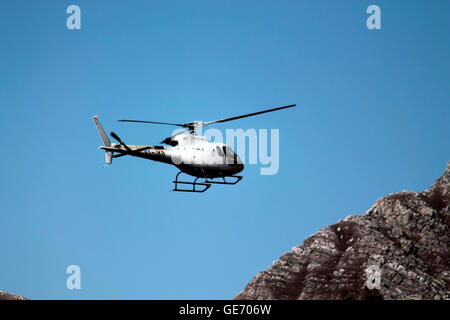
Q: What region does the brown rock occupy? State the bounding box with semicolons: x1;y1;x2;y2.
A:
235;162;450;300
0;291;28;300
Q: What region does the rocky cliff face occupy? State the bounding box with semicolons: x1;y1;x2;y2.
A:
235;163;450;300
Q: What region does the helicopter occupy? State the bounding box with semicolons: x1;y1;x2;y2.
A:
93;104;295;192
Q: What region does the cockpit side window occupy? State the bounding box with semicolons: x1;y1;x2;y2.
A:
216;146;224;156
224;146;234;157
223;146;235;164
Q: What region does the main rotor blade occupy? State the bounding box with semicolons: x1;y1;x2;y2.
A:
203;104;296;127
118;120;186;127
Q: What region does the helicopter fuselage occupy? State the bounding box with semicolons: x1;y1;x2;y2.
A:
101;135;244;179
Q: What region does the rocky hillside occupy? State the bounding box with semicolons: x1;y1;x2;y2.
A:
0;291;27;300
235;163;450;300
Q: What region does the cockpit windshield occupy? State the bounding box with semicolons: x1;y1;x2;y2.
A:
216;146;224;157
222;146;235;158
216;145;237;164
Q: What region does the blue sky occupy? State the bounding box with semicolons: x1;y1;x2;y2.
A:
0;0;449;299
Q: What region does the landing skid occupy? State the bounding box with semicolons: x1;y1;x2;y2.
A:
172;172;243;193
205;176;243;185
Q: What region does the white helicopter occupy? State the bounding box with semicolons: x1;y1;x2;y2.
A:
93;104;295;192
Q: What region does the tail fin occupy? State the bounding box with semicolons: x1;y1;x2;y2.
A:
93;115;113;164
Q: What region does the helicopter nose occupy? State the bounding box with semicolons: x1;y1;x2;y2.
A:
233;155;244;172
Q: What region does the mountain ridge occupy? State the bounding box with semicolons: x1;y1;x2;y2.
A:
0;291;27;300
235;163;450;300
